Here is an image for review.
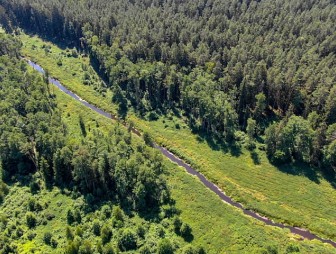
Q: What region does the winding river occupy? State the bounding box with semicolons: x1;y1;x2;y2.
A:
27;60;336;248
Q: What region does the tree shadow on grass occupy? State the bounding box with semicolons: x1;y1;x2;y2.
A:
250;150;261;165
275;162;321;184
191;126;242;157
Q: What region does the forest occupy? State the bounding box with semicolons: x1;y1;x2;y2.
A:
1;0;335;174
0;32;203;253
0;0;336;253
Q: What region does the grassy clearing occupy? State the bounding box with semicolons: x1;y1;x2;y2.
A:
19;32;336;243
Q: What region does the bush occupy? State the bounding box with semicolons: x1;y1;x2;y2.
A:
57;59;63;66
27;232;37;241
67;209;75;225
112;206;124;222
101;225;112;244
75;226;83;237
286;243;300;253
271;150;288;165
28;198;36;211
157;238;173;254
180;223;192;238
103;244;115;254
79;240;93;254
148;111;159;121
71;48;78;58
182;245;195;254
136;225;146;238
143;132;154;147
173;216;182;232
43;232;52;245
139;245;151;254
26;212;36;228
93;220;101;236
66;226;74;240
118;229;137;251
74;209;82;223
65;239;80;254
101;205;112;219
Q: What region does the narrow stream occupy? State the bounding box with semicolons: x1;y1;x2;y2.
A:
27;59;336;248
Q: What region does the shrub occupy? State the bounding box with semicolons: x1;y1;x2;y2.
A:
103;244;115;254
181;245;195;254
27;232;37;241
112;206;124;222
101;225;112;244
101;205;112;219
148;111;159;121
286;243;300;253
57;59;63;66
93;220;101;236
266;245;278;254
28;198;36;211
75;226;83;237
143;132;154;147
26;212;36;228
173;216;182;232
66;226;74;240
79;240;93;254
67;209;75;225
65;240;80;254
157;238;173;254
118;229;137;251
43;232;52;245
180;223;192;238
139;245;151;254
51;238;58;248
136;225;146;238
74;209;82;223
71;48;78;58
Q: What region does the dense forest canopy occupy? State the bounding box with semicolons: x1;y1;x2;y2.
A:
1;0;335;169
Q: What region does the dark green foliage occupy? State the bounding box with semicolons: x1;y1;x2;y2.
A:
180;223;192;239
0;181;8;204
26;212;37;228
101;225;112;244
118;229;137;251
143;132;154;147
93;220;101;236
65;238;80;254
43;232;52;245
157;238;174;254
66;226;74;240
79;240;93;254
173;216;182;233
3;0;336;174
265;116;315;164
286;243;300;253
139;245;151;254
103;244;115;254
67;209;75;225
